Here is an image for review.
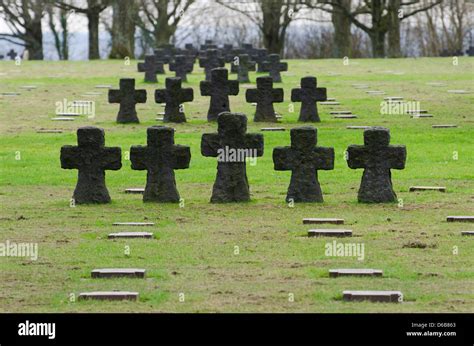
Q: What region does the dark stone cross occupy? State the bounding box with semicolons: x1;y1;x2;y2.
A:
199;49;225;81
273;127;334;203
6;49;17;60
236;54;256;83
466;46;474;56
155;77;193;123
169;55;193;82
60;127;122;204
253;48;268;73
138;55;163;82
201;112;264;203
222;44;234;63
130;126;191;203
230;48;244;73
245;76;283;122
200;68;239;122
291;76;327;122
108;78;147;123
261;54;288;83
347;127;407;203
154;48;171;64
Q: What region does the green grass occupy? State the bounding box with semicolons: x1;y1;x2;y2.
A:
0;57;473;312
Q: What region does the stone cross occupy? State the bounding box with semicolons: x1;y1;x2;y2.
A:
253;48;268;72
109;79;147;123
155;77;194;123
291;76;327;122
273;127;334;202
245;76;283;122
230;48;244;73
200;68;239;121
236;54;256;83
6;49;17;60
138;55;163;83
201;112;264;203
130;126;191;203
60;127;122;204
199;49;225;81
347;127;407;203
261;54;288;83
169;55;193;82
154;48;171;64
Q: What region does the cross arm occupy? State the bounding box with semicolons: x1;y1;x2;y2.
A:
272;88;284;102
135;90;147;104
313;147;335;170
137;62;145;72
279;62;288;72
108;89;121;104
228;80;240;95
201;133;220;157
346;145;367;169
244;133;264;157
316;87;327;101
101;147;122;170
198;58;207;68
388;145;407;170
60;146;81;169
155;89;168;104
172;145;191;169
200;81;211;96
273;146;293;171
181;88;194;103
130;145;148;170
245;89;258;103
291;88;302;102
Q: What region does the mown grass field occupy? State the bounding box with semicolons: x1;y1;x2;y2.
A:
0;57;473;312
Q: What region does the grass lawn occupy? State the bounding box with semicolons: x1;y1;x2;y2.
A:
0;57;473;312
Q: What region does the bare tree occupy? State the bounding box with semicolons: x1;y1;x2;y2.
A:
0;0;45;60
216;0;305;55
109;0;138;58
136;0;195;48
55;0;110;59
46;2;70;60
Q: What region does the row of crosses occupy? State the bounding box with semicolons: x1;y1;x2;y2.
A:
61;116;406;205
108;73;327;124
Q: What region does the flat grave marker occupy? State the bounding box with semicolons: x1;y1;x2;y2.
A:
319;101;340;105
308;229;352;237
384;96;403;101
330;111;352;115
0;92;21;96
406;109;428;114
125;188;144;194
108;232;154;239
20;85;37;90
447;90;470;94
346;126;371;130
410;114;433;118
432;125;458;128
36;129;63;133
261;127;285;131
461;231;474;236
334;115;357;119
52;117;74;121
78;291;139;301
409;186;446;192
329;269;383;278
91;268;146;279
303;218;344;224
366;91;386;95
113;222;155;226
447;216;474;223
343;290;402;303
95;85;112;89
56;112;81;117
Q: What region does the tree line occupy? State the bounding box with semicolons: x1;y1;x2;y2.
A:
0;0;471;60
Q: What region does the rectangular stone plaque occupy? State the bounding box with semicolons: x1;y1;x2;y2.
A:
330;111;352;115
384;96;403;101
261;127;286;131
461;231;474;236
308;229;352;237
343;290;402;303
409;186;446;192
113;222;155;226
406;110;428;114
78;291;139;301
447;216;474;223
410;114;433;118
303;218;344;224
125;188;145;194
91;268;146;278
432;125;458;128
329;269;383;277
56;112;81;117
346;126;371;130
51;117;74;121
108;232;154;239
447;90;470;94
334;115;357;119
320;101;340;105
95;85;112;89
36;129;63;133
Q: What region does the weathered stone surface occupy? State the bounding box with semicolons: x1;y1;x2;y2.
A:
199;49;225;81
329;269;383;277
201;112;264;203
291;77;327;122
236;54;256;83
261;54;287;83
108;232;153;239
131;126;190;203
154;48;171;64
343;290;402;303
409;186;446;192
347;127;406;203
155;77;193;123
200;68;239;121
91;268;146;278
246;76;283;122
308;229;352;237
447;216;474;223
78;291;139;301
108;79;147;124
273;127;334;202
113;222;154;226
60;127;121;204
303;218;344;224
169;55;193;82
253;48;268;72
137;55;163;82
